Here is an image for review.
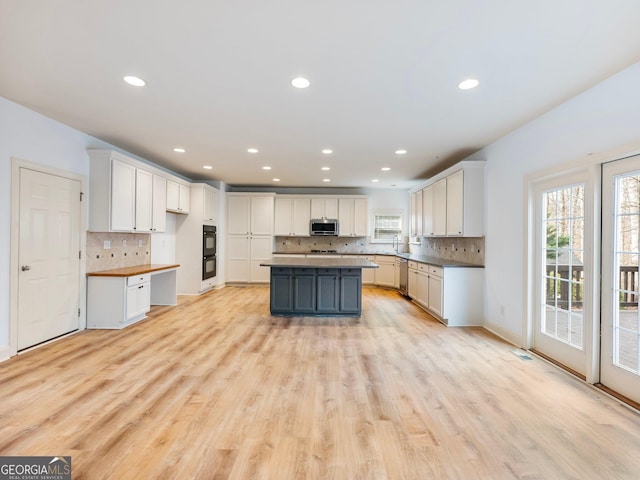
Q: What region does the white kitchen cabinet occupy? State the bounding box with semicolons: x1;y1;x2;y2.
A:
274;197;311;236
446;169;464;236
374;255;395;288
407;259;483;326
432;179;447;236
166;180;191;214
87;273;150;328
310;197;338;219
414;189;423;237
175;183;220;295
422;184;433;236
152;175;167;232
338;197;368;236
226;193;275;283
394;257;401;289
126;274;151;322
88;150;166;232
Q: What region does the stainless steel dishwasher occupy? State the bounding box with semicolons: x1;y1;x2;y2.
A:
398;258;409;296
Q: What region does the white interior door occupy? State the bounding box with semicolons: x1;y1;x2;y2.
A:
601;156;640;403
532;175;590;375
18;168;81;350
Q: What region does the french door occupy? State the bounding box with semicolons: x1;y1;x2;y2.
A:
533;174;590;376
601;156;640;403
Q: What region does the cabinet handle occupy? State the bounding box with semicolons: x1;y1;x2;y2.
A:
138;285;144;289
21;265;31;271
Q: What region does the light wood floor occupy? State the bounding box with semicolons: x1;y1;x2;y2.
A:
2;286;640;479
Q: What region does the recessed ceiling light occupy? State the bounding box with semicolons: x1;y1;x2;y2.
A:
173;147;186;153
273;178;280;182
203;165;213;170
395;149;407;155
323;179;331;182
321;166;331;171
372;179;379;183
458;78;479;90
123;75;146;87
247;148;259;153
381;167;391;171
262;166;272;170
322;149;333;154
291;77;310;89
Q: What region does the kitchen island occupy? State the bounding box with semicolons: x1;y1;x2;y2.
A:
260;257;378;316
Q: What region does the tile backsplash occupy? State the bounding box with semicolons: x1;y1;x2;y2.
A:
409;236;484;265
86;232;151;272
274;236;402;255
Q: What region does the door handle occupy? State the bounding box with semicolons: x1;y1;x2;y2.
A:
21;265;31;271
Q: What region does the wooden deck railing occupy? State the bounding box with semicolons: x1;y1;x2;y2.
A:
546;265;639;308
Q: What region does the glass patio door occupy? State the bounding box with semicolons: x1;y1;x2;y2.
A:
533;176;588;375
601;156;640;403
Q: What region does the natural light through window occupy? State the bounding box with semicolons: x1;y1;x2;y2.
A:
373;212;402;243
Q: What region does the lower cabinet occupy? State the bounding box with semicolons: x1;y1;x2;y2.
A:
88;274;151;329
374;255;395;288
269;267;363;315
407;261;483;326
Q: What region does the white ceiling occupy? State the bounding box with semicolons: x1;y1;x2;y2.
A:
2;1;640;189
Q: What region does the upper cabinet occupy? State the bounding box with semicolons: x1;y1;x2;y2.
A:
228;194;274;236
88;150;168;232
338;197;368;237
166;180;190;214
310;197;338;219
411;161;485;238
274;196;311;236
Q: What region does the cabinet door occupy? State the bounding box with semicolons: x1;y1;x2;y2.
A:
374;260;395;288
446;170;464;236
166;180;180;212
317;270;339;313
251;196;274;235
417;271;429;308
135;169;153;232
422;185;433;236
353;198;368;236
292;198;311;235
338;199;354;236
250;236;273;282
152;175;167;232
428;274;443;317
203;187;217;222
311;198;338;218
408;268;419;299
414;190;423;236
227;196;251;234
432;179;447;236
111;159;136;231
271;273;293;313
274;198;293;236
227;234;250;282
294;271;316;312
178;184;190;213
340;271;362;313
126;283;150;321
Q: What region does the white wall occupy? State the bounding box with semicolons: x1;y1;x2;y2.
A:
477;61;640;344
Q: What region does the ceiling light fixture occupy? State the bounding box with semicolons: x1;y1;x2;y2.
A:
323;179;331;182
247;148;259;153
372;179;379;183
321;166;330;171
322;149;333;154
262;166;272;170
123;75;146;87
273;178;280;182
291;76;310;89
203;165;213;170
173;147;186;153
395;149;407;155
458;78;479;90
381;167;391;171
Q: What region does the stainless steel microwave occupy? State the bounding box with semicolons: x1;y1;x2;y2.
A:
310;218;339;236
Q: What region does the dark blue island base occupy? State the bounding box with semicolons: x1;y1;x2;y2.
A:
260;257;378;317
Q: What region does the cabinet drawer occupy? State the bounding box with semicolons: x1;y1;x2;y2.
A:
374;255;394;264
318;268;339;275
429;265;443;277
417;263;428;272
341;268;361;276
127;273;150;286
272;267;292;275
294;268;316;276
408;261;418;270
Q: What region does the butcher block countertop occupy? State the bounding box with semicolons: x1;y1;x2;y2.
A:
87;263;180;277
260;257;378;268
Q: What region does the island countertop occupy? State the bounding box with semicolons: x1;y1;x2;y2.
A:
260;257;378;268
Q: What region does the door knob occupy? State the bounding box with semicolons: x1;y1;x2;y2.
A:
21;265;31;271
